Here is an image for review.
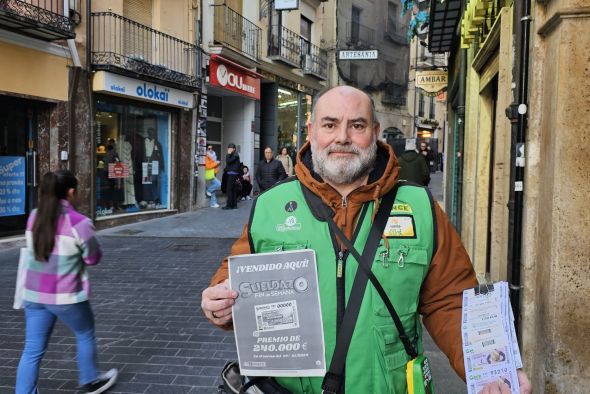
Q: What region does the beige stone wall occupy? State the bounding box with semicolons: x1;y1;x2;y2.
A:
460;7;514;280
521;4;590;392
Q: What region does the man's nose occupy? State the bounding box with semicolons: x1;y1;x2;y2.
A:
333;123;351;144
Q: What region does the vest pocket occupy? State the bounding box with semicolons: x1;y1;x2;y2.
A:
257;242;309;253
373;325;411;393
371;246;428;317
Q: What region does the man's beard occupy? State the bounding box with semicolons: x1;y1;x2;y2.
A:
311;136;377;185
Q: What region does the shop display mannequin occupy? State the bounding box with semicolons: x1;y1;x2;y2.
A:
118;134;136;207
142;127;164;207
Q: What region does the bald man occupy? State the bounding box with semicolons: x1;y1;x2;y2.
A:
201;86;531;394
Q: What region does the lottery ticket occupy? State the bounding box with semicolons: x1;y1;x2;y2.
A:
255;300;300;332
462;281;522;394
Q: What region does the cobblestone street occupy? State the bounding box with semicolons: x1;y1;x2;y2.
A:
0;236;237;393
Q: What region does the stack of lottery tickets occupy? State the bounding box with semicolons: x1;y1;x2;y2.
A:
462;281;523;394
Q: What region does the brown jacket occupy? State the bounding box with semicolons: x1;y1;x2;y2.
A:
209;140;477;380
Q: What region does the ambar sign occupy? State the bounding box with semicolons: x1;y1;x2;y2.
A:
416;70;448;95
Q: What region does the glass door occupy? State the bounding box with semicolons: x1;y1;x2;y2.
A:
0;96;38;237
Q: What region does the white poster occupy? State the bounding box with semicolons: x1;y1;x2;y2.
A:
229;250;326;377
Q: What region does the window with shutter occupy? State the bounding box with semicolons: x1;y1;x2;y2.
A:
123;0;153;62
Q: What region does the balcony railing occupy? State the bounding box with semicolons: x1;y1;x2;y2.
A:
268;24;302;68
213;4;261;60
301;40;327;80
345;22;375;48
385;21;409;46
91;12;201;90
0;0;75;40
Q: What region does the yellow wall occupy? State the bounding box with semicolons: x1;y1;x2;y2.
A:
0;41;68;101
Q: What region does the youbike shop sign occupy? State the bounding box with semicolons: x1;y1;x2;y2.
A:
209;55;261;100
0;157;26;217
92;71;194;109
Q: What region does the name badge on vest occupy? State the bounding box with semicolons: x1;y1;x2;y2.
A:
384;215;417;238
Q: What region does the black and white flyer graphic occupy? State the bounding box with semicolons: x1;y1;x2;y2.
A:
229;249;326;377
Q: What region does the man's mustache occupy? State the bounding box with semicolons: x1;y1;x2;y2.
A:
327;145;360;154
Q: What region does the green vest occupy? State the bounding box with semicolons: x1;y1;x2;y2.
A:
248;179;435;394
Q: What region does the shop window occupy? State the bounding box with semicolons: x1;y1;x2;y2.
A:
418;93;425;117
94;99;171;217
429;96;436;119
277;87;298;158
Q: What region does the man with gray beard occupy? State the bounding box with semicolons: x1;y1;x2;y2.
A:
201;86;531;394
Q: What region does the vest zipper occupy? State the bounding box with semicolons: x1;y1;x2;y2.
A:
336;249;348;332
341;195;348;208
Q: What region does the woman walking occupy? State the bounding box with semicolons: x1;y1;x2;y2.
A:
16;170;117;394
276;147;293;176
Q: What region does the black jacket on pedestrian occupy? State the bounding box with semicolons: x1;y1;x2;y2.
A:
255;158;287;192
225;153;241;174
397;150;431;186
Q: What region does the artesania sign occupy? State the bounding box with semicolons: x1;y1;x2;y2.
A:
92;71;193;109
209;56;261;100
416;70;448;95
338;50;379;60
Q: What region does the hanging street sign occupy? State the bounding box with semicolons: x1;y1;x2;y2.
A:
275;0;299;10
416;70;448;96
338;50;379;60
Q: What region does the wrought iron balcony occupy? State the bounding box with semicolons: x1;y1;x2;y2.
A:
0;0;75;40
268;24;302;68
345;22;375;48
213;4;261;60
301;40;327;80
385;21;409;46
91;12;201;91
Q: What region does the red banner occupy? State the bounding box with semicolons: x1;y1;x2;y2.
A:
209;56;261;100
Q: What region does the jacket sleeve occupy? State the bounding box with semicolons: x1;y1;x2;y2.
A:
208;224;252;330
210;224;252;286
419;203;477;381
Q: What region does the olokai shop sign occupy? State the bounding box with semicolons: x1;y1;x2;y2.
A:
92;71;193;109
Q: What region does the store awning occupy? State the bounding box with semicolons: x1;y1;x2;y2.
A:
427;0;463;53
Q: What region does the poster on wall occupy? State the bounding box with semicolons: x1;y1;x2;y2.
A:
0;157;26;217
197;118;207;166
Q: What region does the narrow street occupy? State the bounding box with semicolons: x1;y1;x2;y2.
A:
0;173;465;393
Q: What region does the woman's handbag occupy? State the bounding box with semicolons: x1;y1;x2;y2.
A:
13;248;28;309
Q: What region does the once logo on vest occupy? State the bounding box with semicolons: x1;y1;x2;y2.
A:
285;201;297;212
276;215;302;232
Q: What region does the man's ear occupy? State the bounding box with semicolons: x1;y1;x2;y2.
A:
67;188;76;199
307;122;314;141
373;123;381;139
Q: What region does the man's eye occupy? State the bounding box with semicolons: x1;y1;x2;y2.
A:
351;123;365;130
323;123;335;129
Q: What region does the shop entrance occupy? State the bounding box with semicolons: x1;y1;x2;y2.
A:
0;95;39;237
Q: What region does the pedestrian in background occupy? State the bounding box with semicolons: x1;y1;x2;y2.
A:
276;146;294;176
205;149;221;208
419;140;436;173
223;143;241;210
16;170;118;394
255;147;287;193
397;138;431;185
240;165;253;201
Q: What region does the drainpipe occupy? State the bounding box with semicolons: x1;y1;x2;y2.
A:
454;48;467;233
505;0;532;334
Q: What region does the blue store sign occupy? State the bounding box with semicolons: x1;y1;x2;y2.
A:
0;156;26;217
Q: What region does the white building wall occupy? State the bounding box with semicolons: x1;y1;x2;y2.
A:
222;96;256;171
